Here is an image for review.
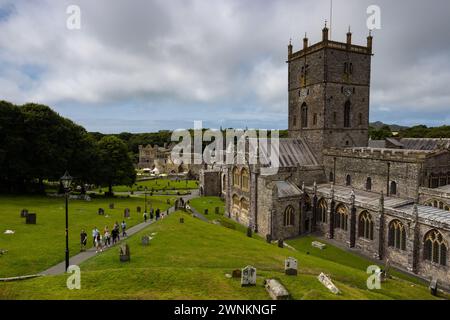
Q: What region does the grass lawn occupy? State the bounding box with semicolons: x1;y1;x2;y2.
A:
0;211;442;300
0;194;175;277
189;197;259;238
95;179;198;193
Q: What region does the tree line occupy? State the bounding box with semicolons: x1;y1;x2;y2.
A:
0;101;136;194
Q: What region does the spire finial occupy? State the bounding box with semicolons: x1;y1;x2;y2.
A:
325;19;327;28
348;25;351;33
304;32;307;39
289;38;292;45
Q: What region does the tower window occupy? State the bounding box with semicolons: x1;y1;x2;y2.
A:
344;63;348;74
329;172;334;182
346;175;351;186
349;63;353;74
390;181;397;195
333;112;337;125
344;101;351;128
366;177;372;191
293;116;297;127
313;113;317;125
358;113;363;126
301;103;308;128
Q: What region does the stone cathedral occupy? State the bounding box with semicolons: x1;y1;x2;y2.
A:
200;25;450;288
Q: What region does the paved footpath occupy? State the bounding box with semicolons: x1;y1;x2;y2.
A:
40;191;199;276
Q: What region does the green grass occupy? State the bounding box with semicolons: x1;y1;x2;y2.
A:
0;194;175;277
0;211;442;300
189;197;258;237
95;179;198;193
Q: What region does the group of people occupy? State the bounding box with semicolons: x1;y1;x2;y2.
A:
80;221;128;253
142;208;161;223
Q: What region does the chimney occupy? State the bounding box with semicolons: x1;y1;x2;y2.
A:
346;26;352;46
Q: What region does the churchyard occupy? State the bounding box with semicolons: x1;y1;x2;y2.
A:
0;194;175;278
0;209;444;300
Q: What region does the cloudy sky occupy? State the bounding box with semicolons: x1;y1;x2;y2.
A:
0;0;449;133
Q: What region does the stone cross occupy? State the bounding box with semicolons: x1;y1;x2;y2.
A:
285;257;298;276
241;265;257;287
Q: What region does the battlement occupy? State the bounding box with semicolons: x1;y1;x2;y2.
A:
323;147;431;162
287;26;373;62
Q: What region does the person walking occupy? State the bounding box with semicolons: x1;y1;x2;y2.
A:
155;208;160;220
92;227;98;246
150;208;154;220
104;226;111;247
121;220;127;237
143;211;148;223
114;222;120;241
80;229;87;252
95;232;103;253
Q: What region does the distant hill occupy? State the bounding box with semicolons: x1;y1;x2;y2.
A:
370;121;408;132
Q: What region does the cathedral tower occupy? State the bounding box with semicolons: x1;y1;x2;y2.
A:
287;25;373;161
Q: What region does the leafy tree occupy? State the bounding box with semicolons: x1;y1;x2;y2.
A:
96;136;136;195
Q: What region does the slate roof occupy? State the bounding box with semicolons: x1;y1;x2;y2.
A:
276;181;303;198
400;138;450;151
368;140;386;148
258;138;319;168
397;204;450;225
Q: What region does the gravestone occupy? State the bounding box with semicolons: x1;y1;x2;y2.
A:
430;278;438;296
141;235;150;246
98;208;105;215
241;265;257;287
119;244;130;262
204;209;208;215
311;241;326;250
246;227;252;238
318;273;340;294
285;257;298;276
232;269;241;278
264;279;290;300
136;206;141;213
215;207;220;214
20;209;29;218
26;213;36;225
278;239;284;248
124;208;130;218
109;203;114;209
266;234;272;244
179;217;184;223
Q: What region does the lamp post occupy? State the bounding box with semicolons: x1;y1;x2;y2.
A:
60;171;73;272
144;186;148;213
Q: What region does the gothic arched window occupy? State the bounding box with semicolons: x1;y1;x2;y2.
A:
241;168;249;191
283;206;295;226
335;204;348;231
358;211;373;240
329;172;334;183
301;103;308;128
388;220;406;250
233;167;240;187
344;101;351;128
390;181;397;195
424;229;447;266
366;177;372;191
318;199;328;223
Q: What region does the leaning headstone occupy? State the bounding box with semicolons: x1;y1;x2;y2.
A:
109;203;114;209
311;241;326;250
141;235;150;246
215;207;220;214
26;213;36;225
20;209;29;218
246;227;252;238
232;269;241;278
278;239;284;248
266;234;272;244
124;208;130;218
204;209;208;215
98;208;105;215
430;278;438;296
285;257;298;276
241;266;257;287
318;273;340;295
179;217;184;223
136;206;141;213
264;279;290;300
119;244;130;262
